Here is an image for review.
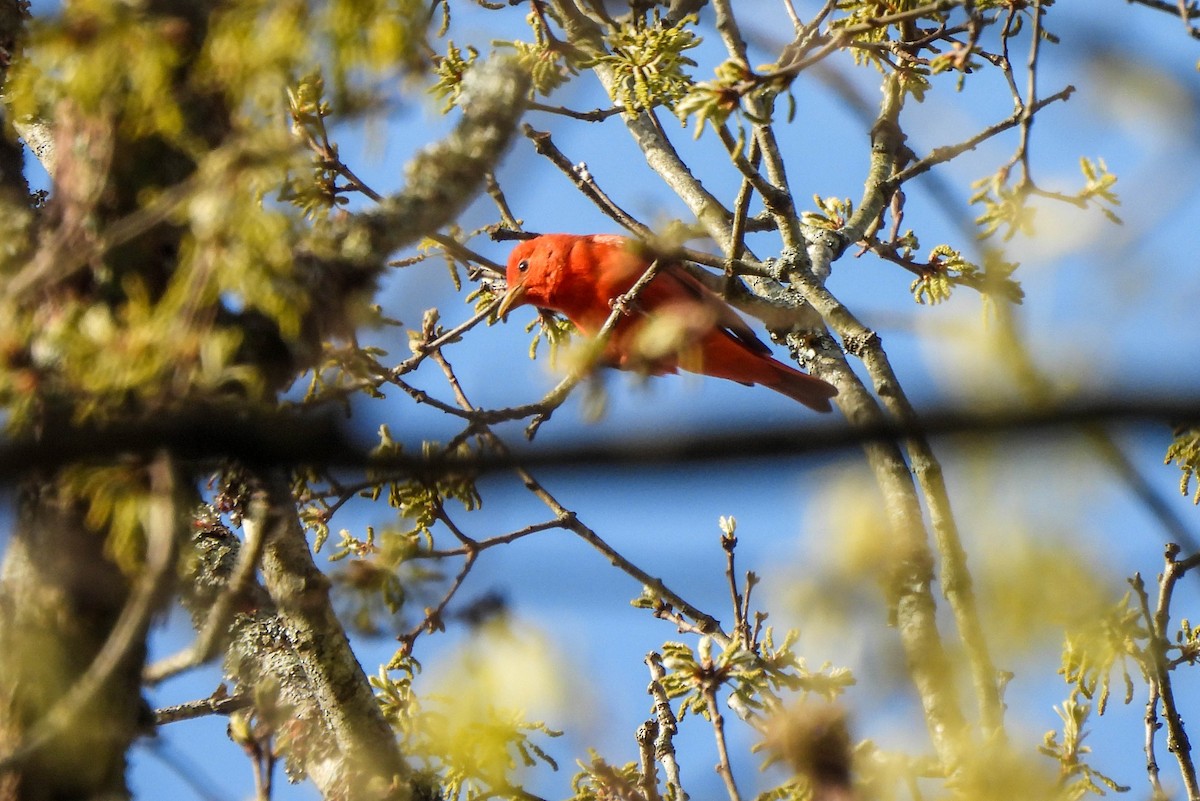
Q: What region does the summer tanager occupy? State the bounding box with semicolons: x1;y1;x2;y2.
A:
498;234;838;412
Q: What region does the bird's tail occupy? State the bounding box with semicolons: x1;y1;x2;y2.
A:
764;364;838;413
681;327;839;412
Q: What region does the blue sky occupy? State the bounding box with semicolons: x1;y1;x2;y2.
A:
15;1;1200;799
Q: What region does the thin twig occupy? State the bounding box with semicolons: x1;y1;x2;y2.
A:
397;544;478;657
1016;0;1043;186
1142;635;1169;801
485;172;522;231
887;86;1075;189
727;135;760;265
155;693;253;726
417;519;567;558
1150;546;1200;800
522;124;653;237
717;124;789;217
702;681;743;801
712;0;802;249
722;530;748;648
421;333;730;644
427;232;506;275
528;100;625;121
378;296;504;386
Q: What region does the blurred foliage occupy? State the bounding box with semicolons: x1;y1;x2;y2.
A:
59;462;154;574
0;0;437;435
675;57;751;137
382;622;565;801
200;0;430;111
971;158;1121;242
1059;592;1143;715
571;754;649;801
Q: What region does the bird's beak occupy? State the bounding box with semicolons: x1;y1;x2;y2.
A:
496;282;527;321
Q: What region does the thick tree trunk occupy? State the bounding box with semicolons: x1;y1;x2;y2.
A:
0;482;144;801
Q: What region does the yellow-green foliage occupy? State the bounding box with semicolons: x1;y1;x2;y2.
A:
384;623;565;801
1039;693;1131;799
524;311;577;367
430;41;479;112
972;158;1120;241
675;57;752;137
508;39;580;98
657;633;854;722
1077;158;1122;223
366;426;482;532
802;195;854;231
493;7;586;98
595;13;700;114
909;245;1022;307
1166;427;1200;503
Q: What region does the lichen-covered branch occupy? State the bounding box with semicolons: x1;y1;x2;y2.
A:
255;471;408;797
311;57;529;272
144;497;272;685
176;513;344;793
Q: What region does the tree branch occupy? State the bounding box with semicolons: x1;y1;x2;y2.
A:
255;471;408;796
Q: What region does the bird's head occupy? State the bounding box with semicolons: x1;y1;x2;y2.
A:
497;234;572;320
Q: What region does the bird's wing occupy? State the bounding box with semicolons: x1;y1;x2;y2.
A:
576;237;774;357
650;264;774;357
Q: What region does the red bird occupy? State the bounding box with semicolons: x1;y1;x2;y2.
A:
497;234;837;412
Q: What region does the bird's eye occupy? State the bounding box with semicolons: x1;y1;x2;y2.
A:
517;259;529;273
